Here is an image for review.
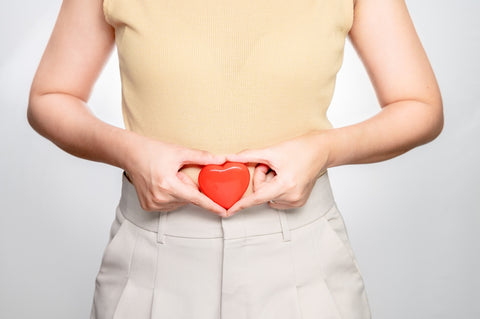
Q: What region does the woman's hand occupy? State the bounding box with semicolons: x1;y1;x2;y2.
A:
225;130;331;216
124;135;228;217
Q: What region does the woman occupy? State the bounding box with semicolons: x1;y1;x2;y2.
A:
27;0;443;318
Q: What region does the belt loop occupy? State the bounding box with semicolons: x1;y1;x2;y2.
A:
277;209;291;241
157;211;168;244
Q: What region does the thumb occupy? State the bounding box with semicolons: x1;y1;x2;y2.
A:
176;171;198;189
226;148;272;166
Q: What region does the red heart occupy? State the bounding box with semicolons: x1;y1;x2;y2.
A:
198;162;250;209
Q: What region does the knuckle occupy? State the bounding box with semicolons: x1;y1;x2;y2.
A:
189;196;200;207
192;149;209;159
151;191;169;205
298;197;308;207
177;148;189;159
280;176;297;191
157;178;172;191
139;201;148;211
185;148;199;159
202;150;213;157
248;195;261;207
236;204;245;211
288;192;303;203
291;197;307;207
140;201;155;212
264;148;275;160
253;197;264;206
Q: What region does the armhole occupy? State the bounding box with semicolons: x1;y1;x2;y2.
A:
345;0;355;34
102;0;113;26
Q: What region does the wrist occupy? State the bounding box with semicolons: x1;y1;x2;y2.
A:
310;129;334;169
113;129;149;174
312;128;345;170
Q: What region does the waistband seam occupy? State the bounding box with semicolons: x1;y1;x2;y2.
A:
118;201;337;239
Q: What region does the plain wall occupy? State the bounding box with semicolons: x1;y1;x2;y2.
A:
1;0;478;318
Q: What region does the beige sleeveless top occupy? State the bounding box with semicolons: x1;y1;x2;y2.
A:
103;0;353;196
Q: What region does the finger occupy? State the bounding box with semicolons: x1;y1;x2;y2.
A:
182;149;226;166
175;172;208;204
255;163;270;173
227;178;283;216
145;195;187;212
265;170;276;182
175;172;201;204
150;189;189;206
253;164;269;191
226;149;274;168
176;171;198;188
170;177;227;216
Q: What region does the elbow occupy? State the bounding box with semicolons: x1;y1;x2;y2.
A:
27;100;37;131
421;99;444;144
27;93;40;133
27;92;48;137
432;105;444;140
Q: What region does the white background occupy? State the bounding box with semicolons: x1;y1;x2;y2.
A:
1;0;479;318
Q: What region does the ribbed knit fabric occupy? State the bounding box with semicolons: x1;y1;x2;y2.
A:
103;0;353;189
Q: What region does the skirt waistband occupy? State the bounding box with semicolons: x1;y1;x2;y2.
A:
118;170;337;241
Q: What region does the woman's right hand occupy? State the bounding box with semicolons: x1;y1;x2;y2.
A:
124;135;228;217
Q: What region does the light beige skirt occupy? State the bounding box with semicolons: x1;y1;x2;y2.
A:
90;170;372;319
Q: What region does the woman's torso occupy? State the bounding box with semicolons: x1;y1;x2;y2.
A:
103;0;354;195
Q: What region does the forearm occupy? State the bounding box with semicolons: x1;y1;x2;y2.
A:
27;92;143;170
322;99;444;168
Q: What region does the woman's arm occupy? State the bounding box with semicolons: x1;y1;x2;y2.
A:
27;0;132;169
325;0;443;168
224;0;444;216
27;0;228;216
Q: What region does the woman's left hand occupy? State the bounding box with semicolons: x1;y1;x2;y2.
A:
225;130;331;216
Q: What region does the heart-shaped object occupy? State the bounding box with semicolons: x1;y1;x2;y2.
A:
198;162;250;209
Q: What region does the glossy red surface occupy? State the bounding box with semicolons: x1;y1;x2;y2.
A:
198;162;250;209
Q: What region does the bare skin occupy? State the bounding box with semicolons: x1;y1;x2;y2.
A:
226;0;444;215
27;0;443;217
